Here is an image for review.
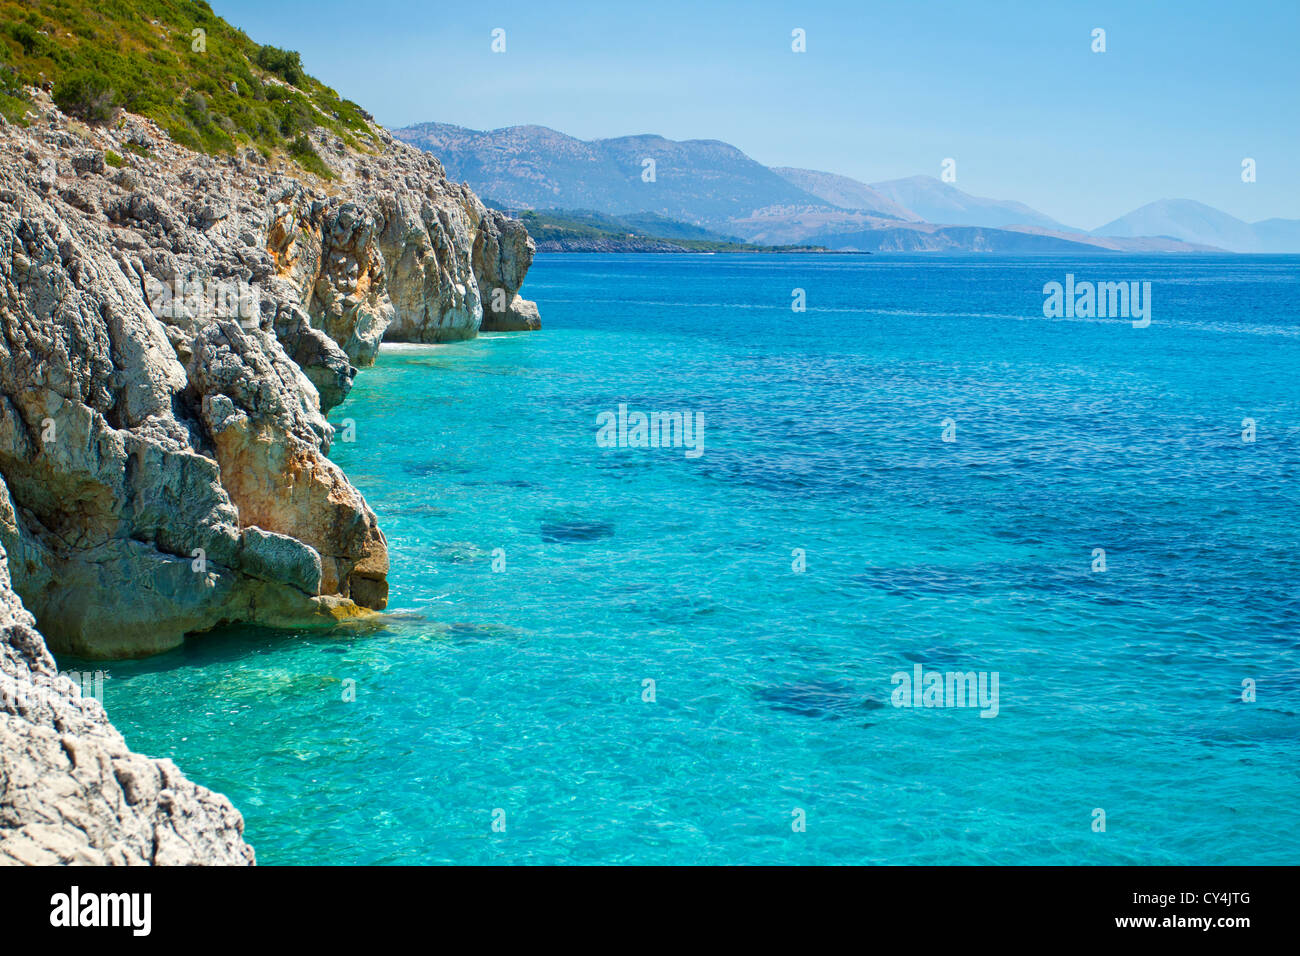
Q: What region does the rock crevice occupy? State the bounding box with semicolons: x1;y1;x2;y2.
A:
0;90;539;865
0;95;539;660
0;533;255;865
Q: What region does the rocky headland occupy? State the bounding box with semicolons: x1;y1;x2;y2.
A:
0;89;539;863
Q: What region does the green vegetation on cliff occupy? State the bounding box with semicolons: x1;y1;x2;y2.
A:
0;0;372;171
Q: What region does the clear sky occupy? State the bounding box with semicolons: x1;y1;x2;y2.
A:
210;0;1298;230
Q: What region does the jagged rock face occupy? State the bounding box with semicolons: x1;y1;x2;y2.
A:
0;161;386;657
476;213;542;331
0;87;539;862
0;94;538;662
0;99;407;658
482;291;543;332
0;536;254;864
267;144;540;349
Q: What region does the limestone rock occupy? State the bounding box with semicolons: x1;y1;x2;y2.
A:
0;164;387;658
0;78;540;866
0;535;254;864
482;292;542;332
0;91;541;658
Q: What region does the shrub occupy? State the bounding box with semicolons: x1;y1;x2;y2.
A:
0;0;370;175
182;89;211;127
55;70;120;123
104;150;123;167
0;62;21;96
0;92;30;126
253;45;305;87
9;23;40;55
288;133;332;179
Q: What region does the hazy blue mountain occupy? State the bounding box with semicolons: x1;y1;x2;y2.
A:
729;208;1217;253
394;122;830;226
1093;199;1300;252
800;225;1103;253
805;226;1218;253
868;175;1077;231
397;121;1287;252
1252;218;1300;252
771;167;920;220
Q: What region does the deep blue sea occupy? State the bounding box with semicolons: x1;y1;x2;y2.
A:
97;254;1300;864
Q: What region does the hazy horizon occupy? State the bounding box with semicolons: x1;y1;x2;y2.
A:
210;0;1299;231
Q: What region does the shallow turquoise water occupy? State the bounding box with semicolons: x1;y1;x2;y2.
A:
95;254;1300;864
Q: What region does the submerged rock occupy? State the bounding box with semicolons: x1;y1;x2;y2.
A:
540;519;616;543
756;679;884;721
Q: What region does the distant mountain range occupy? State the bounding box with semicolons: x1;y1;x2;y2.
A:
395;122;818;224
864;175;1077;232
768;167;919;222
1092;199;1300;253
393;122;1299;253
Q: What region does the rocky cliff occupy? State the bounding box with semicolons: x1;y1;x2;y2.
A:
0;91;539;660
0;88;539;863
0;533;254;863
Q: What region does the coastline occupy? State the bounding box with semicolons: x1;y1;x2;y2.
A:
95;250;1300;865
0;85;539;860
0;0;1293;879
